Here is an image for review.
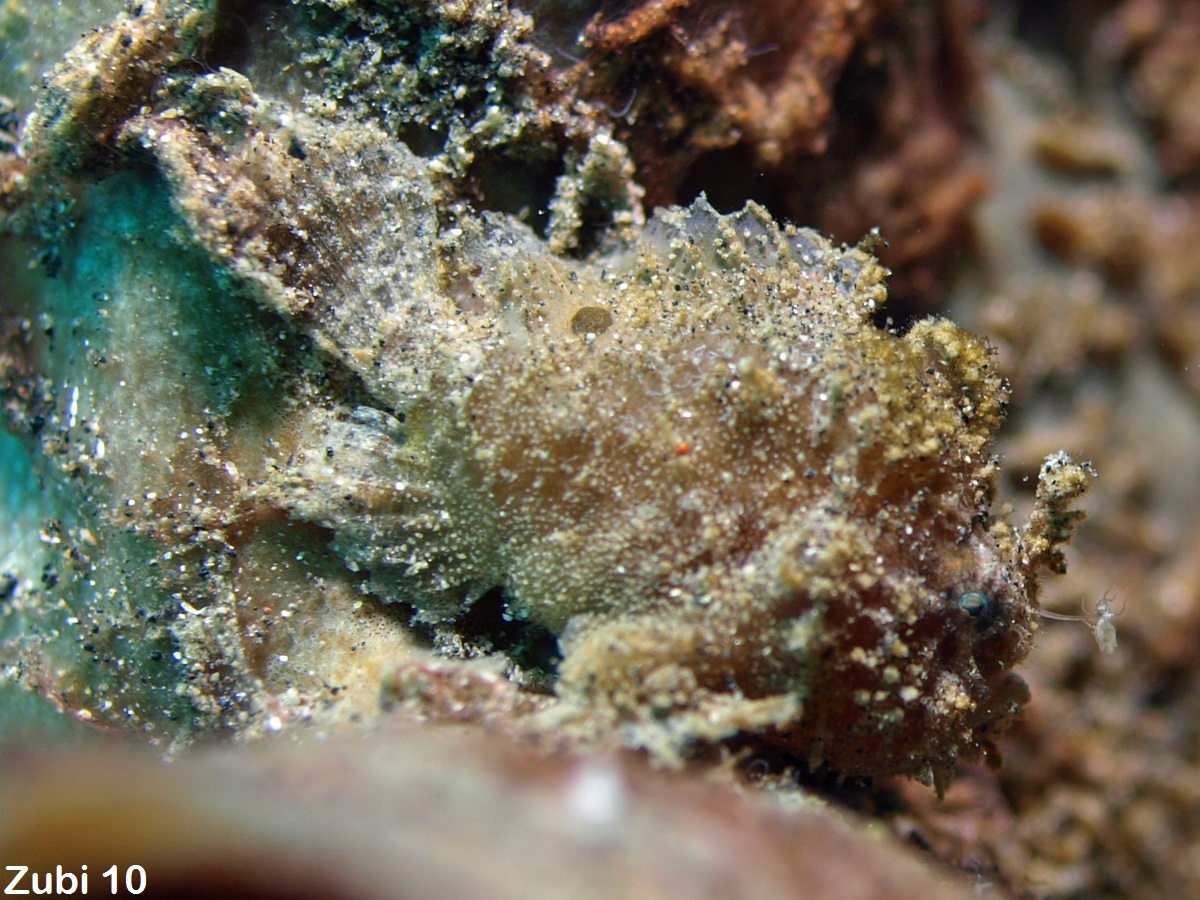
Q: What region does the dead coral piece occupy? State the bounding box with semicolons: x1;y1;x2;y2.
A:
380;656;551;728
23;0;215;176
981;275;1139;397
815;120;989;299
1030;188;1150;284
578;0;895;166
1030;114;1144;179
1030;186;1200;397
1113;0;1200;177
0;724;981;900
295;0;646;252
543;0;987;298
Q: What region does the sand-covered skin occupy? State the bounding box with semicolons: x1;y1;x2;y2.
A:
1;0;1091;791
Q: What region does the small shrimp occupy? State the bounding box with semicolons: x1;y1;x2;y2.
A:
1038;591;1124;654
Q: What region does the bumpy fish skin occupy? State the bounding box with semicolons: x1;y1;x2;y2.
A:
433;197;1035;781
176;105;1059;782
10;2;1091;783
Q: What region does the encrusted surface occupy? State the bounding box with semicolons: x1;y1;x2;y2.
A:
0;0;1091;787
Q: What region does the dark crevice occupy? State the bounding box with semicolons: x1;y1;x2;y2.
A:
454;587;561;680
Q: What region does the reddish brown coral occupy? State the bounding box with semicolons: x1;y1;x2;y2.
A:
1112;0;1200;177
534;0;987;301
581;0;893;165
1030;186;1200;397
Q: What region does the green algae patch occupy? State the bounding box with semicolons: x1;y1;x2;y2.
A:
0;168;290;740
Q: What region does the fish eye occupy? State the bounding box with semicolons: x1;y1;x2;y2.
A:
957;591;990;618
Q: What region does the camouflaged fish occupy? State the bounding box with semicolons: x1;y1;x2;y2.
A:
12;6;1090;784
